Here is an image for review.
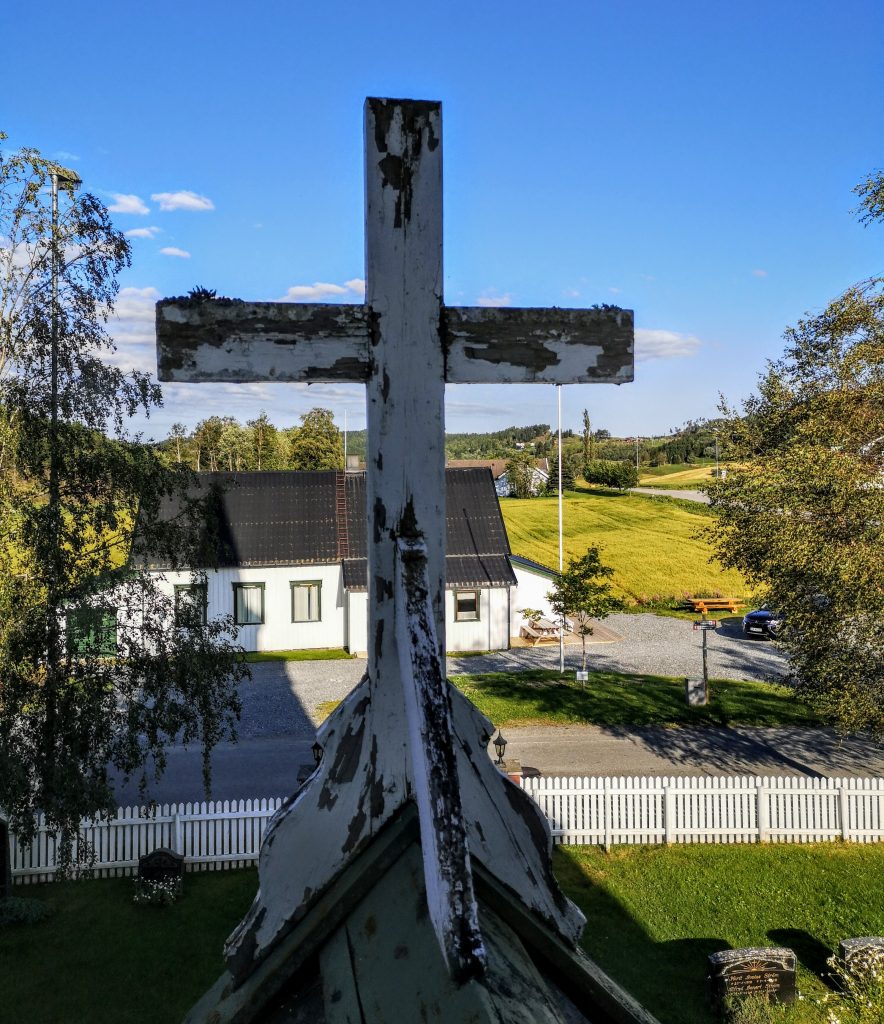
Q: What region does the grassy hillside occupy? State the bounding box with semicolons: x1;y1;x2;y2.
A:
637;461;716;488
500;491;746;602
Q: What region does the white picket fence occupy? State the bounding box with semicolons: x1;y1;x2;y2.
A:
522;776;884;847
11;798;283;883
9;777;884;883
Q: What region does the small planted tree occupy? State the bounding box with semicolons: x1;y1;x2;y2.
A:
547;546;622;671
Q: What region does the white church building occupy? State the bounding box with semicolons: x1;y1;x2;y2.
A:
132;469;558;656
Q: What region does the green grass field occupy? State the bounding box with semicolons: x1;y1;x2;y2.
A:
637;460;716;487
450;670;818;728
315;669;818;728
243;647;353;663
555;842;884;1023
500;490;746;602
4;844;881;1023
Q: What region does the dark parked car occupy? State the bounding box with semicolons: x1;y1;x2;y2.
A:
742;607;784;639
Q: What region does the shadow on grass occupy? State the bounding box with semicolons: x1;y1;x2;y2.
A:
454;669;820;729
768;928;833;986
554;848;727;1024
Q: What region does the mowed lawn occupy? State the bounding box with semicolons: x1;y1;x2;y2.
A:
555;842;884;1024
4;844;882;1024
500;490;746;601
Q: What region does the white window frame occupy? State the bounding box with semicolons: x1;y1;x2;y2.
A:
454;589;480;622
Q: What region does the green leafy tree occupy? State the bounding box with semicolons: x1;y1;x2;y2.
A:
505;449;537;498
288;407;344;470
0;137;247;866
247;410;280;471
546;547;622;671
582;409;593;464
548;448;578;492
584;459;638;490
707;276;883;735
707;178;884;737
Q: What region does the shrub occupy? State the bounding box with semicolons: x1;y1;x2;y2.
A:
0;897;53;927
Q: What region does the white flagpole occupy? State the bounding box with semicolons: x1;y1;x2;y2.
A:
557;385;564;674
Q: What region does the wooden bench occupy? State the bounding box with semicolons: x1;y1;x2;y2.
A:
687;597;745;614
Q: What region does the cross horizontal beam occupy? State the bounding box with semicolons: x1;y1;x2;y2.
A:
156;299;634;385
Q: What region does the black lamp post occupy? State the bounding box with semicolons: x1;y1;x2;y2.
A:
493;730;507;766
311;740;323;766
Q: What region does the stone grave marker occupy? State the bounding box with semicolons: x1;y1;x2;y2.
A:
706;947;797;1006
838;936;884;972
138;847;185;885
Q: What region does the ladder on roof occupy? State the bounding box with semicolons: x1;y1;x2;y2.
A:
335;471;350;559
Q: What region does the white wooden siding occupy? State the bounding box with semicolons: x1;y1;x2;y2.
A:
11;776;883;883
510;562;557;633
445;587;510;652
154;565;345;652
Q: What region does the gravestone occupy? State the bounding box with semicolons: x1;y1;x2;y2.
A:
838;936;884;971
0;816;11;899
706;947;797;1006
137;847;184;885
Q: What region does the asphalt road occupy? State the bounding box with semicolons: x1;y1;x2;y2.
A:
112;615;878;806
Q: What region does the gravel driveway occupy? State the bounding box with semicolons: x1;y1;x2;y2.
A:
236;613;788;740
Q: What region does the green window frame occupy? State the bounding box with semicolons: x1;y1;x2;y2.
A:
291;580;322;622
454;590;480;622
174;583;208;627
233;583;265;625
67;608;118;657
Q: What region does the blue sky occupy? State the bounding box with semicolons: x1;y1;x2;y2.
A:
4;0;882;439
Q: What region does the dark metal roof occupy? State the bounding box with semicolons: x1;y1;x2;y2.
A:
135;469;515;588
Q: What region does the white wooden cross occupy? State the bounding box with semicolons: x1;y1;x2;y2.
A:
157;98;633;985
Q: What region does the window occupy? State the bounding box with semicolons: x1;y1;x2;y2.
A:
233;583;265;625
174;584;207;627
67;608;117;656
291;581;321;622
454;590;479;622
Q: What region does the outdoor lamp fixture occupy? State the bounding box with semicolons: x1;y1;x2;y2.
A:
311;741;323;766
493;730;507;766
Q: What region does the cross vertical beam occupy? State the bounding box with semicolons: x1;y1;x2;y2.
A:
365;99;446;680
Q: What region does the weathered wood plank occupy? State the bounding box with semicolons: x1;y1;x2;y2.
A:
446;305;633;383
396;537;484;981
156;300;370;382
156;301;633;384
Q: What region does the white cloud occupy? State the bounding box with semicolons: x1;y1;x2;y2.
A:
105;286;160;373
562;288;580;299
608;286;622;295
53;150;80;162
279;279;365;302
752;268;768;278
125;226;161;239
160;246;191;258
477;292;512;307
151;190;214;212
109;193;150;215
635;328;701;361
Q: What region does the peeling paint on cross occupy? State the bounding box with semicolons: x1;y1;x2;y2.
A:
156;98;634;983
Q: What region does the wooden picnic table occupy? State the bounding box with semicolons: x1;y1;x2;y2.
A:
519;617;571;646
